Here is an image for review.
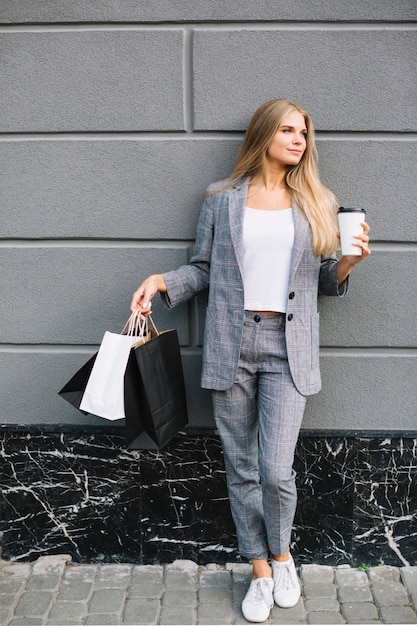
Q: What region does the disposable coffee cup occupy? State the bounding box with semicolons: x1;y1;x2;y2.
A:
337;207;366;256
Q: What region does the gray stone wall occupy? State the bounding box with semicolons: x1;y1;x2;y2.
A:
1;2;416;430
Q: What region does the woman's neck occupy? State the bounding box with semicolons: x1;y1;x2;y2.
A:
250;170;288;192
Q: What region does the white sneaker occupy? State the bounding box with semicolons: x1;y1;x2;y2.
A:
241;577;274;623
271;555;301;608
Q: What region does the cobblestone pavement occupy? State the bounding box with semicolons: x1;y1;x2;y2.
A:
1;555;417;625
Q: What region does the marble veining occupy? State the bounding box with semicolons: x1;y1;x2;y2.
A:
1;428;416;566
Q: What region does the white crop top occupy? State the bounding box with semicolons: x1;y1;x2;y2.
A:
243;207;294;312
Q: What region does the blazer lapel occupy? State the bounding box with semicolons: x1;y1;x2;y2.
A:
289;199;311;282
229;180;249;278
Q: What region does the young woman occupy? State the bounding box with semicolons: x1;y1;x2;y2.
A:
130;99;370;622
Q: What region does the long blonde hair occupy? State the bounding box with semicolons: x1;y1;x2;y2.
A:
226;99;339;256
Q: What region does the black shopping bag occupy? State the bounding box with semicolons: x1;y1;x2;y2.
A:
124;321;188;450
58;353;97;414
58;311;144;419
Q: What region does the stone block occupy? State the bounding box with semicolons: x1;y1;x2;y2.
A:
305;354;417;431
334;568;368;587
307;611;344;624
95;564;132;588
305;597;340;612
341;602;380;623
337;585;373;603
85;615;121;625
0;31;184;131
193;30;415;131
379;605;417;623
159;606;195;625
122;597;160;625
88;588;126;613
371;581;410;607
0;247;190;345
162;590;196;606
303;583;337;599
47;601;87;624
2;1;416;22
197;602;233;624
0;139;238;239
14;591;54;616
300;564;334;584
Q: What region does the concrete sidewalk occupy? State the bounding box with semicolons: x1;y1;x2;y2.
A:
1;555;417;625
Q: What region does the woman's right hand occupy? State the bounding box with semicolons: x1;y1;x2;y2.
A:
130;274;167;314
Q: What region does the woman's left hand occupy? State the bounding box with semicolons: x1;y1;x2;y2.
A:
339;221;371;267
336;222;370;285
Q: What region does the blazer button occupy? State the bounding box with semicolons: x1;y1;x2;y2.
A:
254;314;261;323
289;292;295;300
287;313;294;321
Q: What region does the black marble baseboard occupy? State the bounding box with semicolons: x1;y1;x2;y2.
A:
1;426;416;567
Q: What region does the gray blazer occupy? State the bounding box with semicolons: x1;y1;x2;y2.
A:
161;179;348;396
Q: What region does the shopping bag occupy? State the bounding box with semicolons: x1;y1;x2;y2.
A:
58;353;97;415
59;311;144;420
125;315;188;449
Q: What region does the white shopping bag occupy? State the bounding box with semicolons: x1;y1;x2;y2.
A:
79;312;144;420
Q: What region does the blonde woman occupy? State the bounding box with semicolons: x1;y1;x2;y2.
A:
131;99;370;622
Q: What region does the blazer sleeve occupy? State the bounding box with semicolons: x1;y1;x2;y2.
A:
318;254;349;297
160;193;214;309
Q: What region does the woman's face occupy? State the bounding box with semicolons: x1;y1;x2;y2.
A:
266;110;307;168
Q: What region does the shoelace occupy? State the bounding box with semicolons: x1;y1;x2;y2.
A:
274;563;295;591
247;579;273;607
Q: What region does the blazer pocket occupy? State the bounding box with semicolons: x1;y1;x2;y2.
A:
311;312;320;370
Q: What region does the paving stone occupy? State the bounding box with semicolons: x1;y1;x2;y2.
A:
95;564;132;589
0;564;31;580
271;601;306;624
0;607;12;625
305;597;340;611
88;588;126;614
401;567;417;609
162;590;196;606
0;593;17;607
85;614;122;625
131;565;164;586
129;565;164;598
200;569;232;587
47;601;87;624
159;605;195;624
56;579;94;602
128;582;163;598
164;560;198;588
372;581;410;607
338;585;373;603
402;568;417;595
341;601;380;622
199;584;233;603
32;555;71;576
307;611;344;624
0;576;26;595
197;602;234;624
122;597;160;625
303;583;337;599
300;564;334;584
14;590;54;616
380;605;417;623
367;566;401;582
26;574;62;591
63;566;98;583
335;568;369;586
